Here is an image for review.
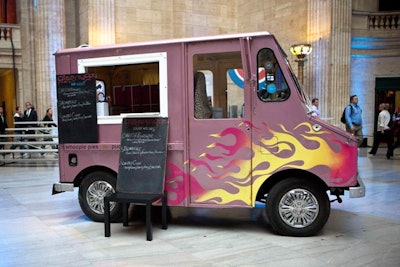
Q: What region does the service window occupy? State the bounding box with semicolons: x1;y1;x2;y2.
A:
193;51;243;119
257;48;290;102
77;53;168;123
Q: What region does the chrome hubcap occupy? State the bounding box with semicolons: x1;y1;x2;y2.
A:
86;180;116;214
278;189;319;228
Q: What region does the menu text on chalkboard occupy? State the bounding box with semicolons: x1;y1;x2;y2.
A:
117;117;169;194
57;73;98;143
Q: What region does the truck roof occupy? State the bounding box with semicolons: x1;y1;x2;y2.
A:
55;31;272;55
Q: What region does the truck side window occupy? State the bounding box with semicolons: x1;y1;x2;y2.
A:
257;48;290;102
193;51;243;119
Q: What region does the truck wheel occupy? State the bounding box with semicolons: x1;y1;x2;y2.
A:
266;178;330;236
78;171;122;222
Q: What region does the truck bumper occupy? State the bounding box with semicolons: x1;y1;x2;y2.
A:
52;182;74;195
349;175;366;198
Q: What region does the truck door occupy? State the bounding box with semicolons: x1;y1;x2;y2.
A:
247;37;311;203
187;39;253;207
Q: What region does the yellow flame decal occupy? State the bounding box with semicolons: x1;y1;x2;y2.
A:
188;121;356;206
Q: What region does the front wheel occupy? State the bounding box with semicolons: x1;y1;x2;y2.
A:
266;178;330;236
78;171;122;222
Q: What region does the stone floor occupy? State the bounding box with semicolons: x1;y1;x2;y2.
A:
0;147;399;267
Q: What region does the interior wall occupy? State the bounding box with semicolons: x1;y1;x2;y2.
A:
396;91;400;111
0;69;16;127
351;57;400;137
352;0;378;11
237;0;308;55
114;0;239;43
64;0;78;48
351;0;400;137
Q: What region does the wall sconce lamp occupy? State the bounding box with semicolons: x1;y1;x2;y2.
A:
290;44;312;84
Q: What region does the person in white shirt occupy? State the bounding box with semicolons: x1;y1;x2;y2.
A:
311;98;320;117
10;106;26;155
368;103;394;159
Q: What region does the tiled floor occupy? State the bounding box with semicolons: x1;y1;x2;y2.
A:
0;148;399;267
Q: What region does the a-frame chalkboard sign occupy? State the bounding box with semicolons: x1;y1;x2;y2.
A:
56;73;98;144
117;117;169;194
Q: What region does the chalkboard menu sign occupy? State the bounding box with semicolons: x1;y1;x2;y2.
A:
57;73;98;143
117;117;169;194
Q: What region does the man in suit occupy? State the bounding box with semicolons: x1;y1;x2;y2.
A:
24;102;38;142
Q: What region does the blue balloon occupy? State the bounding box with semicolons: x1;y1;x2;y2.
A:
267;83;276;94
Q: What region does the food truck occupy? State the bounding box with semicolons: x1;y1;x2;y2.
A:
52;32;365;236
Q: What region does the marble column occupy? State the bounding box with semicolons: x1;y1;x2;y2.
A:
329;0;352;126
79;0;115;46
33;0;65;119
18;0;36;110
307;0;331;120
307;0;352;125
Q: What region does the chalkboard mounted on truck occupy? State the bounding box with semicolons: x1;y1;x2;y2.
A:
52;32;365;236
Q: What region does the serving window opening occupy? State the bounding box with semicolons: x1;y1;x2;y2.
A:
77;52;168;121
88;62;160;115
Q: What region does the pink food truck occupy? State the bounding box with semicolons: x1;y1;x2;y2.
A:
52;32;365;236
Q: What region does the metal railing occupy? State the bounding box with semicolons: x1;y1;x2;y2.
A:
353;11;400;30
0;121;58;164
369;13;399;29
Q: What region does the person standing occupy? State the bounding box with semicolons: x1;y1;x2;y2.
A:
311;98;320;117
345;95;363;146
24;101;38;135
369;103;394;159
391;106;400;152
0;106;8;150
42;107;57;128
23;101;38;152
41;107;57;151
0;106;8;165
10;106;26;156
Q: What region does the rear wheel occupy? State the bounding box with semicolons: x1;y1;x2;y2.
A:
266;177;330;236
78;171;122;222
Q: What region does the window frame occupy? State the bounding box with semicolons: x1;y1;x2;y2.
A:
77;53;168;124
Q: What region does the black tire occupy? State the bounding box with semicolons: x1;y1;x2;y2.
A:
78;171;122;222
266;177;330;236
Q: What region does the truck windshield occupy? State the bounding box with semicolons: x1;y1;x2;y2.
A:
277;44;313;114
